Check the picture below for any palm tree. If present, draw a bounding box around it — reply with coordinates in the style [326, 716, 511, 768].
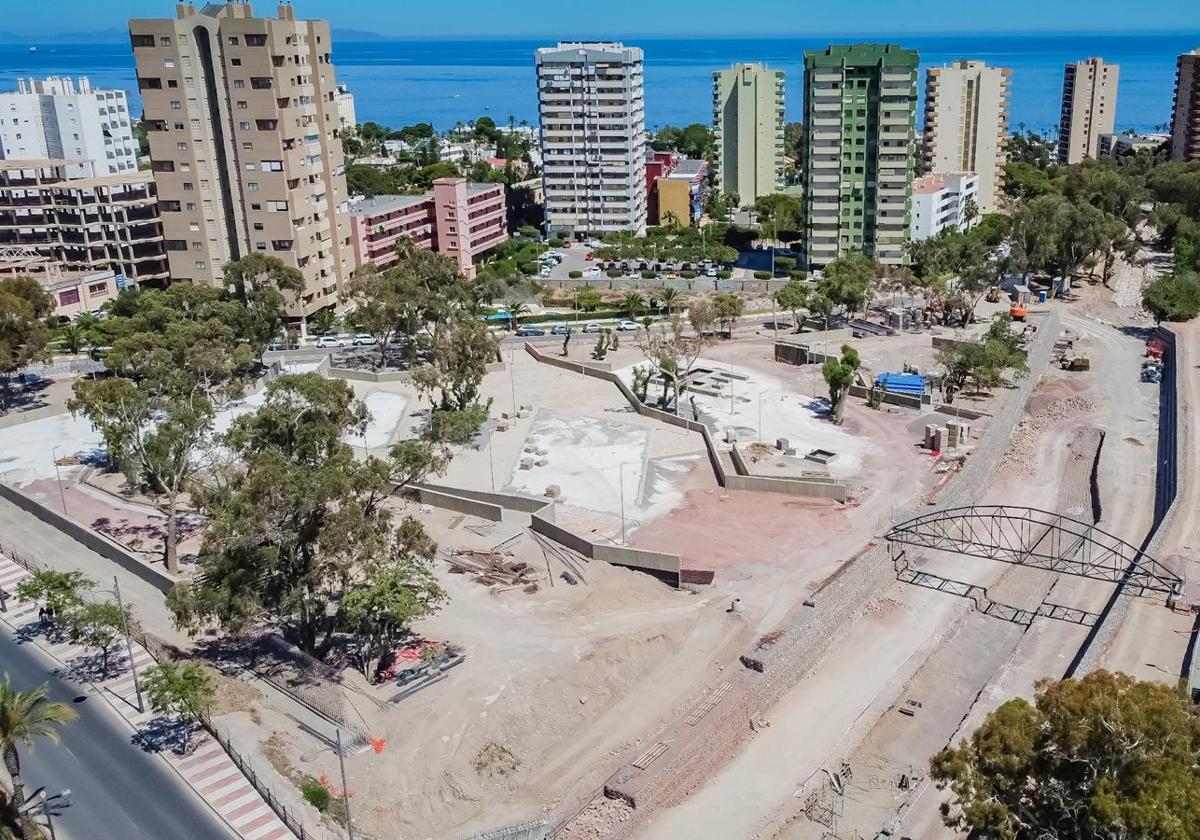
[0, 679, 76, 839]
[657, 287, 681, 315]
[503, 299, 529, 330]
[59, 324, 84, 355]
[308, 309, 337, 336]
[620, 291, 646, 317]
[963, 197, 979, 227]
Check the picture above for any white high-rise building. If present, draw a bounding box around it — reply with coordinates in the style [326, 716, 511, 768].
[923, 60, 1010, 214]
[333, 83, 357, 132]
[536, 41, 647, 239]
[0, 77, 137, 177]
[910, 172, 980, 241]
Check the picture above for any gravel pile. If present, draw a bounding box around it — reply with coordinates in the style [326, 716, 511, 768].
[1000, 395, 1096, 478]
[555, 797, 634, 840]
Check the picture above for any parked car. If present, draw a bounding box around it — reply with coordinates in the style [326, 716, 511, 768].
[268, 337, 287, 351]
[585, 252, 595, 261]
[561, 241, 573, 248]
[516, 325, 547, 337]
[316, 336, 344, 348]
[705, 267, 717, 277]
[352, 334, 378, 346]
[582, 322, 602, 333]
[551, 324, 571, 335]
[616, 320, 640, 331]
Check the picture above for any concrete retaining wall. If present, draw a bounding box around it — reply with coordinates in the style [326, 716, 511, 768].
[0, 482, 176, 593]
[0, 404, 66, 429]
[417, 483, 548, 514]
[416, 487, 504, 521]
[724, 474, 848, 501]
[846, 383, 928, 409]
[461, 819, 549, 840]
[528, 511, 595, 560]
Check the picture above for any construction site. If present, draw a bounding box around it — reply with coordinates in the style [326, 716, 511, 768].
[1, 255, 1197, 840]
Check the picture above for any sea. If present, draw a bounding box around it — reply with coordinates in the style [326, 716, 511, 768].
[1, 33, 1197, 135]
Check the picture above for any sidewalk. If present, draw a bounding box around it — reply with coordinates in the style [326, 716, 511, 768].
[0, 555, 295, 840]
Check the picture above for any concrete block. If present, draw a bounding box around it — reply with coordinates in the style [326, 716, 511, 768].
[776, 438, 790, 452]
[495, 420, 510, 432]
[535, 457, 550, 467]
[519, 457, 534, 470]
[544, 484, 561, 498]
[932, 428, 945, 452]
[725, 429, 738, 444]
[517, 409, 531, 419]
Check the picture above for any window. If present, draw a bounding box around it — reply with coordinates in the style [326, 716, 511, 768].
[186, 201, 197, 211]
[170, 100, 181, 110]
[266, 200, 288, 212]
[88, 282, 109, 296]
[160, 200, 181, 212]
[261, 160, 283, 172]
[130, 34, 155, 48]
[233, 79, 245, 89]
[255, 242, 267, 250]
[255, 119, 278, 131]
[192, 242, 203, 251]
[231, 58, 242, 67]
[151, 160, 175, 172]
[246, 34, 267, 47]
[227, 36, 239, 45]
[236, 101, 248, 110]
[247, 182, 259, 191]
[138, 77, 163, 90]
[250, 78, 272, 90]
[173, 121, 184, 130]
[250, 203, 262, 211]
[189, 222, 200, 231]
[253, 222, 264, 230]
[159, 36, 172, 47]
[183, 182, 194, 191]
[167, 80, 178, 89]
[245, 162, 257, 171]
[242, 142, 253, 150]
[176, 141, 188, 151]
[195, 260, 207, 270]
[165, 240, 187, 252]
[59, 289, 81, 306]
[164, 58, 175, 68]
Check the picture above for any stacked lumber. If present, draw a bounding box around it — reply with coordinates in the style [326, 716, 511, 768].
[447, 548, 540, 590]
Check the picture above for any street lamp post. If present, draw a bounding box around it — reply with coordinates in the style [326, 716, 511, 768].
[50, 446, 67, 515]
[336, 730, 356, 840]
[618, 465, 626, 546]
[113, 576, 144, 713]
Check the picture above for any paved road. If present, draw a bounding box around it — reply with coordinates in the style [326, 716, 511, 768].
[0, 624, 237, 840]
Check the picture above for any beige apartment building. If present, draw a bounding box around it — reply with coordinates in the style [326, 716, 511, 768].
[712, 63, 785, 207]
[1170, 49, 1200, 162]
[922, 60, 1010, 214]
[129, 1, 355, 317]
[1057, 57, 1119, 164]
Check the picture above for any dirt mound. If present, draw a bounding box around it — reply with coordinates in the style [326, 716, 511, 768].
[1000, 395, 1096, 478]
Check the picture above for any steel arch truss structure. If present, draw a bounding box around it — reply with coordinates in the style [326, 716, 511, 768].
[885, 505, 1182, 600]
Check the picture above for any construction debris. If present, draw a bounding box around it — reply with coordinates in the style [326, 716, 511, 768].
[446, 548, 541, 589]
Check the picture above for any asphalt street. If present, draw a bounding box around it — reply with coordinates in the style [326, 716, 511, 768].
[0, 624, 237, 840]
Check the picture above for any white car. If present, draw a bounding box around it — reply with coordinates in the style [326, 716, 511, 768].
[705, 267, 718, 277]
[352, 333, 378, 346]
[582, 322, 602, 333]
[316, 336, 344, 348]
[616, 320, 640, 331]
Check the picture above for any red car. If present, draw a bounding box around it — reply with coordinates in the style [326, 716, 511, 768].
[585, 253, 594, 261]
[562, 241, 572, 248]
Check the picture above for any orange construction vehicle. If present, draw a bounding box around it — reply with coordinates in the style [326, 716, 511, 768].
[1010, 287, 1030, 321]
[1146, 338, 1166, 360]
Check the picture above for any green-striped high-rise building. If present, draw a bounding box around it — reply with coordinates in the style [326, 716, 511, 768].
[802, 44, 919, 269]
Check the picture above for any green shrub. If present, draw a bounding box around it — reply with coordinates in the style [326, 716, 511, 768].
[789, 270, 808, 281]
[517, 225, 541, 239]
[548, 238, 565, 247]
[717, 270, 733, 279]
[301, 779, 331, 812]
[681, 269, 697, 278]
[640, 270, 656, 280]
[774, 256, 797, 272]
[518, 262, 538, 275]
[606, 269, 622, 278]
[753, 271, 772, 280]
[568, 270, 583, 279]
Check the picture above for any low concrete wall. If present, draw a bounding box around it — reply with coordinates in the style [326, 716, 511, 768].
[326, 366, 413, 383]
[417, 482, 548, 514]
[461, 820, 549, 840]
[529, 511, 595, 560]
[775, 327, 853, 347]
[846, 383, 928, 409]
[724, 474, 848, 501]
[0, 482, 176, 593]
[0, 404, 66, 429]
[594, 544, 682, 582]
[416, 487, 504, 522]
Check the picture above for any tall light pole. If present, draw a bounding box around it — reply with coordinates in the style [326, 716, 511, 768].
[336, 730, 356, 840]
[618, 465, 627, 546]
[113, 576, 144, 713]
[50, 446, 68, 515]
[508, 347, 518, 414]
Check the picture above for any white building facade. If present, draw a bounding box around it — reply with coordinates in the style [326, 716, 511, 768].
[910, 172, 979, 241]
[536, 41, 647, 239]
[0, 77, 137, 177]
[333, 83, 356, 132]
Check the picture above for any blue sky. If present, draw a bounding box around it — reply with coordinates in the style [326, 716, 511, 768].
[5, 0, 1196, 38]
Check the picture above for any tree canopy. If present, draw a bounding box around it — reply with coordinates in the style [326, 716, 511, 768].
[932, 670, 1200, 840]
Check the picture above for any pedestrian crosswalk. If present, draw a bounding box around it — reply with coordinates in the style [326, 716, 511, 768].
[0, 556, 294, 840]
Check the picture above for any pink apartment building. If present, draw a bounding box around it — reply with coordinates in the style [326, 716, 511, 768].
[348, 177, 507, 278]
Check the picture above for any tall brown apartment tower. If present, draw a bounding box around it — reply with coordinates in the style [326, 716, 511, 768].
[129, 2, 355, 317]
[1170, 49, 1200, 162]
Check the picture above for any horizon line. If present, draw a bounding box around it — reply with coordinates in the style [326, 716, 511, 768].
[4, 28, 1200, 43]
